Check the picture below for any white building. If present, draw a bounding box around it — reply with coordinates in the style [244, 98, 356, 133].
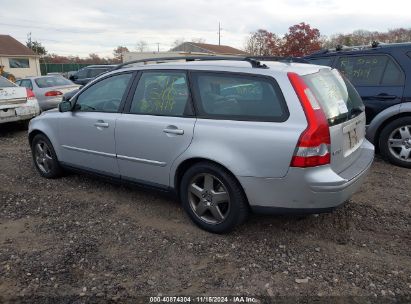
[0, 35, 41, 79]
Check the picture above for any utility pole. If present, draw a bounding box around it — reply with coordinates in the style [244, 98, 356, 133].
[27, 32, 32, 48]
[156, 43, 160, 52]
[218, 22, 222, 45]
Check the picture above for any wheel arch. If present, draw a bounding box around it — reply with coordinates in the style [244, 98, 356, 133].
[173, 157, 250, 205]
[373, 112, 411, 151]
[28, 129, 48, 146]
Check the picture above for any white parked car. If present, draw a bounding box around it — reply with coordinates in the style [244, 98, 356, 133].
[0, 76, 40, 124]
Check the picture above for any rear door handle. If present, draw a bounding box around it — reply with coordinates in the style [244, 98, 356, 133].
[94, 121, 109, 128]
[370, 94, 397, 100]
[163, 127, 184, 135]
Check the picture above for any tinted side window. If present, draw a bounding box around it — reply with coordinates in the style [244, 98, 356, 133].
[381, 60, 405, 85]
[336, 55, 388, 86]
[191, 72, 288, 122]
[307, 57, 334, 67]
[130, 71, 190, 116]
[89, 68, 108, 78]
[76, 69, 88, 78]
[75, 73, 132, 112]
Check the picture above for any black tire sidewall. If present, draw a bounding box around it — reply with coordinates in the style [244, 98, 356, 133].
[379, 117, 411, 168]
[180, 162, 248, 234]
[31, 134, 62, 178]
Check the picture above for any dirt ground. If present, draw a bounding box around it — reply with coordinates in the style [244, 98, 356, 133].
[0, 123, 410, 303]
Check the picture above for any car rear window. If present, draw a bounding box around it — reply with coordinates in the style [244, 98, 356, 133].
[35, 76, 73, 88]
[0, 76, 16, 87]
[302, 69, 365, 126]
[191, 72, 288, 122]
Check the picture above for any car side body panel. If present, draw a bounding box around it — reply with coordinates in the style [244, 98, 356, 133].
[29, 111, 61, 155]
[366, 102, 411, 144]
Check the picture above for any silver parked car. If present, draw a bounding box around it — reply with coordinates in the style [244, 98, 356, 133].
[28, 57, 374, 233]
[16, 76, 80, 111]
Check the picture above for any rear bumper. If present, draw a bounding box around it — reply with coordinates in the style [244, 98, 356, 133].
[38, 97, 62, 111]
[0, 102, 40, 123]
[238, 139, 374, 214]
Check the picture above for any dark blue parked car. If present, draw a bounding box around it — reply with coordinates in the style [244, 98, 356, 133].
[305, 42, 411, 168]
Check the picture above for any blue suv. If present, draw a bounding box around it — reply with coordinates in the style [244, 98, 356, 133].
[305, 42, 411, 168]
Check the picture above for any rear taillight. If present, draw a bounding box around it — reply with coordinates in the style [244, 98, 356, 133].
[26, 88, 35, 100]
[45, 90, 63, 97]
[288, 72, 331, 168]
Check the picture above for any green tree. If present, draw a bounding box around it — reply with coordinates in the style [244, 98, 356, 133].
[26, 40, 47, 55]
[113, 46, 129, 63]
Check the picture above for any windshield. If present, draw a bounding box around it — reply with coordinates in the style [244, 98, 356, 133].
[35, 76, 73, 88]
[302, 69, 364, 126]
[0, 76, 16, 88]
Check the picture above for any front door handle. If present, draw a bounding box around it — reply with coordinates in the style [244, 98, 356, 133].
[94, 121, 109, 128]
[163, 126, 184, 135]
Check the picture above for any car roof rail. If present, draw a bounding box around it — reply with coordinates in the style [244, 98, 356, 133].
[247, 56, 310, 63]
[319, 41, 384, 54]
[113, 56, 268, 70]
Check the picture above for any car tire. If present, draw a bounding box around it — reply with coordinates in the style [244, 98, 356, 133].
[31, 134, 64, 178]
[379, 117, 411, 168]
[180, 162, 249, 234]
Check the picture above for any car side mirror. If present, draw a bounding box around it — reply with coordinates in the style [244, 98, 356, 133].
[69, 75, 77, 81]
[59, 101, 72, 112]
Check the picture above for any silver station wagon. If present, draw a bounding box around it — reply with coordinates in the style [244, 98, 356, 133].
[28, 56, 374, 233]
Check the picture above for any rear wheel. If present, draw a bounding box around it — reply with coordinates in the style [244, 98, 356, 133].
[379, 117, 411, 168]
[31, 134, 63, 178]
[180, 162, 249, 233]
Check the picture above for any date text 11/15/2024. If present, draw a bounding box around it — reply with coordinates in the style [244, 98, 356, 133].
[149, 296, 258, 303]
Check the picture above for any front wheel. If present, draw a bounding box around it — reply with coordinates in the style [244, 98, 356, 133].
[379, 117, 411, 168]
[180, 162, 249, 233]
[31, 134, 64, 178]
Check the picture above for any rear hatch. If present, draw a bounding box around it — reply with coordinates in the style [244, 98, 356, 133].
[0, 77, 28, 108]
[302, 69, 366, 173]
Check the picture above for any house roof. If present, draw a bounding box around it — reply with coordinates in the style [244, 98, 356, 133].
[0, 35, 37, 56]
[172, 42, 248, 55]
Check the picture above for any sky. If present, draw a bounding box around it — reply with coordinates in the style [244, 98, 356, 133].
[1, 0, 410, 57]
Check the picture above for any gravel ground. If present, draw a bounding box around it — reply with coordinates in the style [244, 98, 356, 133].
[0, 123, 410, 303]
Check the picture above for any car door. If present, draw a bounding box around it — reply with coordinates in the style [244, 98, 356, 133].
[115, 70, 196, 187]
[58, 72, 134, 176]
[335, 54, 405, 124]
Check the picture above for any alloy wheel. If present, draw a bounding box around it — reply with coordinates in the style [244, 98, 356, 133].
[34, 140, 54, 174]
[188, 173, 231, 225]
[388, 125, 411, 163]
